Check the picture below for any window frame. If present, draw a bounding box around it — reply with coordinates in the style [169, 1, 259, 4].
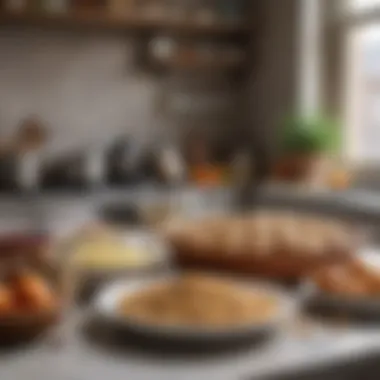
[327, 0, 380, 177]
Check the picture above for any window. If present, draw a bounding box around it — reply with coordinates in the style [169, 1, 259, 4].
[349, 0, 380, 11]
[344, 0, 380, 163]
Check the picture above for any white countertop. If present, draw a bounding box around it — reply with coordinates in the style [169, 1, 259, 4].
[2, 308, 380, 380]
[1, 188, 380, 379]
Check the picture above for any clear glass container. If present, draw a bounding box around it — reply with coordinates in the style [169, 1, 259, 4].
[4, 0, 26, 12]
[44, 0, 69, 14]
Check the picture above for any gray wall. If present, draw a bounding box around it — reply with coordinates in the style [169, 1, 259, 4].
[249, 0, 299, 159]
[0, 28, 159, 153]
[0, 3, 300, 155]
[0, 28, 242, 154]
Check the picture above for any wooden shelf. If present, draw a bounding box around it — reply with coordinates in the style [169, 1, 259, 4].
[0, 11, 249, 35]
[156, 55, 245, 71]
[157, 19, 249, 35]
[0, 11, 154, 31]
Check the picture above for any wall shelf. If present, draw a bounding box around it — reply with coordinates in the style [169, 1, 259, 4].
[155, 55, 245, 71]
[0, 11, 249, 35]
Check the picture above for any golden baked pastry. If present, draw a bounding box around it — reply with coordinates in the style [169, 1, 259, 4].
[162, 212, 356, 280]
[120, 274, 278, 328]
[312, 259, 380, 297]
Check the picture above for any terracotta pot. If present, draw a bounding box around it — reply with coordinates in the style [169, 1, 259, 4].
[274, 153, 324, 182]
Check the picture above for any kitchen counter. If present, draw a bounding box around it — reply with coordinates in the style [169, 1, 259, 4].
[2, 303, 380, 380]
[1, 185, 380, 233]
[2, 188, 380, 379]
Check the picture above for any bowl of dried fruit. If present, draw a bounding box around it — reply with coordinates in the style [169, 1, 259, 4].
[0, 231, 71, 343]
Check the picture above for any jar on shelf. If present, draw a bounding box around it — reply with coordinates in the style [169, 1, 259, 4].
[166, 0, 188, 21]
[44, 0, 69, 13]
[71, 0, 107, 11]
[149, 36, 177, 62]
[219, 0, 246, 22]
[141, 0, 166, 20]
[194, 2, 218, 24]
[85, 143, 107, 187]
[14, 117, 48, 191]
[108, 0, 135, 16]
[24, 0, 47, 13]
[4, 0, 26, 12]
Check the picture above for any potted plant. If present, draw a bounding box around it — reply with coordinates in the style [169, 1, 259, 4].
[274, 115, 340, 183]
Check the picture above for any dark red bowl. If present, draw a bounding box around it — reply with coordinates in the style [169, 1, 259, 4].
[0, 231, 50, 257]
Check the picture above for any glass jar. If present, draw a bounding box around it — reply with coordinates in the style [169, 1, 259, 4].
[219, 0, 246, 22]
[44, 0, 69, 13]
[4, 0, 26, 12]
[108, 0, 135, 15]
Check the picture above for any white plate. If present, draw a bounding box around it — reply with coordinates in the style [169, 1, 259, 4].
[91, 275, 297, 343]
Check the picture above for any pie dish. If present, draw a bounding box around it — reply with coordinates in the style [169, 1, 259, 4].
[304, 251, 380, 316]
[93, 274, 296, 343]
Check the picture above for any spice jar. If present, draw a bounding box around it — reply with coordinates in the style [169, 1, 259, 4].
[4, 0, 26, 12]
[71, 0, 107, 11]
[44, 0, 69, 13]
[14, 117, 48, 191]
[108, 0, 135, 15]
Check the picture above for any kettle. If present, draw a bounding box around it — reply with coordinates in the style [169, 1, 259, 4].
[106, 136, 144, 186]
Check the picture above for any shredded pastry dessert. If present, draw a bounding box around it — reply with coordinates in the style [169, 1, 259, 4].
[120, 274, 278, 328]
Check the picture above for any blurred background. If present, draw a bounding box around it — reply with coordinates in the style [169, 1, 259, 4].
[0, 0, 343, 196]
[2, 1, 380, 380]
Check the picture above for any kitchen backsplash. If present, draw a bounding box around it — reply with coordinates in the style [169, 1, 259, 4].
[0, 28, 166, 153]
[0, 27, 240, 155]
[0, 28, 151, 150]
[0, 0, 298, 158]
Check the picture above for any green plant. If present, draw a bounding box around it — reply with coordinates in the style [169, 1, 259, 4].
[280, 115, 340, 154]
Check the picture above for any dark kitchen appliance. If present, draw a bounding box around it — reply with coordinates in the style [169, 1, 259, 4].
[40, 151, 89, 191]
[99, 202, 142, 226]
[0, 151, 19, 191]
[106, 137, 144, 186]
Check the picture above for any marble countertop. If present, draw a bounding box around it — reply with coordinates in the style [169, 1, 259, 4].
[0, 185, 378, 231]
[2, 188, 380, 379]
[2, 304, 380, 380]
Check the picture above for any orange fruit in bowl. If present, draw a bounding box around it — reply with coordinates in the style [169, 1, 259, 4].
[12, 273, 56, 312]
[0, 284, 14, 315]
